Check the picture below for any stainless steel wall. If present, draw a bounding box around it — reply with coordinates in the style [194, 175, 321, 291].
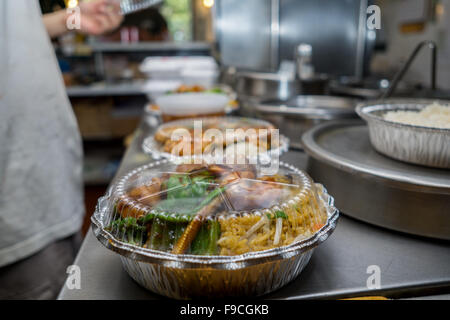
[215, 0, 368, 77]
[214, 0, 274, 71]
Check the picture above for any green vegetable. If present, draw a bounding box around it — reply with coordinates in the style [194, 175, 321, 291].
[152, 182, 224, 222]
[154, 198, 202, 219]
[166, 175, 186, 199]
[193, 187, 225, 212]
[109, 217, 146, 246]
[148, 218, 164, 250]
[143, 212, 155, 224]
[189, 224, 209, 255]
[166, 174, 214, 201]
[109, 174, 225, 253]
[267, 210, 288, 220]
[189, 220, 221, 255]
[160, 221, 174, 251]
[206, 220, 221, 255]
[205, 88, 224, 94]
[174, 223, 187, 242]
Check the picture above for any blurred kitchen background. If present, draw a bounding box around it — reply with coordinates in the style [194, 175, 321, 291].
[39, 0, 450, 234]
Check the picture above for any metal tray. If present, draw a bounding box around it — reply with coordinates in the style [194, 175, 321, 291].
[302, 120, 450, 240]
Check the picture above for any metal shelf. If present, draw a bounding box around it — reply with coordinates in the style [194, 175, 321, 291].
[88, 41, 211, 53]
[66, 82, 147, 97]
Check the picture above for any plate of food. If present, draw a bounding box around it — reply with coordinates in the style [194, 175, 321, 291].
[142, 116, 289, 163]
[145, 84, 238, 122]
[357, 99, 450, 168]
[91, 160, 339, 298]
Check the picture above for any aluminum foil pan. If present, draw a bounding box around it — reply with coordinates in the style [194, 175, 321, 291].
[356, 99, 450, 168]
[91, 161, 339, 299]
[142, 116, 290, 164]
[142, 134, 290, 165]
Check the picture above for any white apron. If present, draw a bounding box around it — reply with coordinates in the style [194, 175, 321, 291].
[0, 0, 84, 267]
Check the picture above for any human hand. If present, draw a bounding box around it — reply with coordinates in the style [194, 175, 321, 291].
[78, 0, 123, 35]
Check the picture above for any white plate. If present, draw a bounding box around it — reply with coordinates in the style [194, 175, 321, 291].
[155, 92, 229, 116]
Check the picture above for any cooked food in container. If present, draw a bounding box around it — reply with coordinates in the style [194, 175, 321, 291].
[142, 116, 289, 162]
[108, 162, 326, 255]
[166, 84, 227, 95]
[152, 85, 238, 122]
[383, 102, 450, 129]
[357, 99, 450, 168]
[145, 84, 238, 119]
[91, 160, 338, 298]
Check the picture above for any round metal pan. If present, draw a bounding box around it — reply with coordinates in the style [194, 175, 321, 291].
[356, 99, 450, 169]
[329, 78, 413, 99]
[301, 120, 450, 240]
[244, 95, 359, 149]
[91, 161, 339, 299]
[236, 72, 299, 102]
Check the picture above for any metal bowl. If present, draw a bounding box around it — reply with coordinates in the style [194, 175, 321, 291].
[91, 161, 339, 299]
[244, 95, 359, 149]
[236, 72, 299, 102]
[256, 95, 358, 119]
[356, 99, 450, 169]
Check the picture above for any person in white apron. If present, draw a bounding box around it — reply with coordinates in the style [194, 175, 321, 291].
[0, 0, 122, 299]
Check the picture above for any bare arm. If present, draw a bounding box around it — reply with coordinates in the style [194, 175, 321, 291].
[42, 10, 68, 38]
[42, 0, 123, 39]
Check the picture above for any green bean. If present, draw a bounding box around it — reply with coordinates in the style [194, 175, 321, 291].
[189, 220, 221, 255]
[108, 216, 146, 245]
[126, 229, 136, 245]
[134, 225, 147, 246]
[189, 224, 209, 255]
[111, 218, 126, 234]
[143, 212, 154, 224]
[159, 221, 172, 251]
[171, 187, 225, 255]
[111, 177, 225, 251]
[174, 223, 187, 242]
[148, 218, 164, 250]
[206, 220, 221, 255]
[124, 217, 137, 227]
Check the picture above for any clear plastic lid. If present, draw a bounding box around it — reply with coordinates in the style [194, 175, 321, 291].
[105, 161, 328, 256]
[154, 117, 275, 144]
[144, 117, 289, 162]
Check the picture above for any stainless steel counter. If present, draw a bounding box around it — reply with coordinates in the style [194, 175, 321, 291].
[58, 117, 450, 300]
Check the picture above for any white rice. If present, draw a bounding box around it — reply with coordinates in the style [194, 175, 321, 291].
[383, 102, 450, 129]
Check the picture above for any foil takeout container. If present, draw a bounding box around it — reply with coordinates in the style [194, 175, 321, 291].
[91, 160, 338, 298]
[142, 116, 289, 164]
[357, 99, 450, 168]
